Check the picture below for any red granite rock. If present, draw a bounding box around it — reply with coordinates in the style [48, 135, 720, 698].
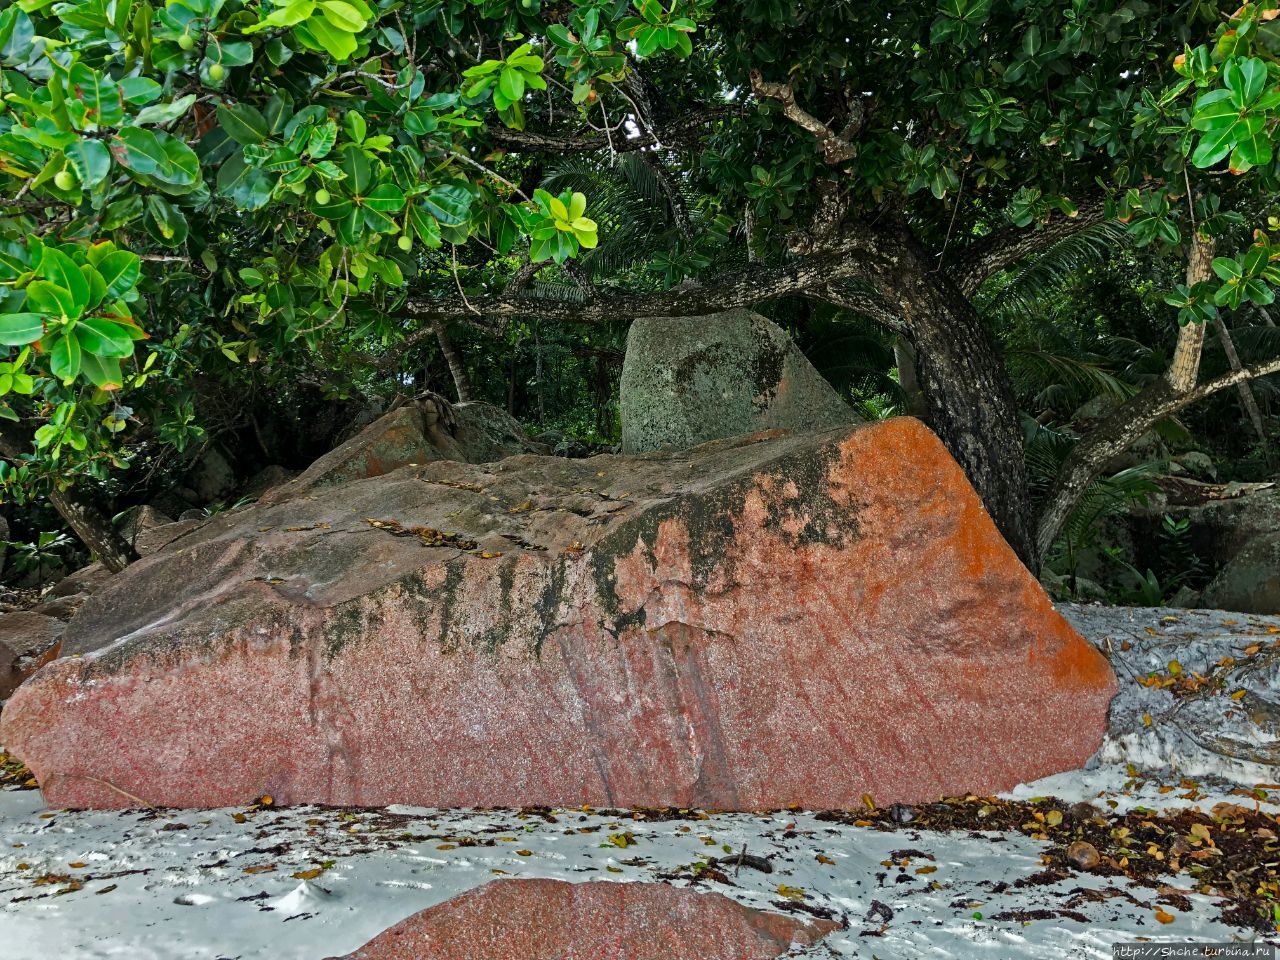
[324, 879, 839, 960]
[1, 418, 1116, 809]
[0, 611, 63, 702]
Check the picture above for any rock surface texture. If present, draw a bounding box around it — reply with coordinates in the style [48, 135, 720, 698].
[620, 309, 857, 454]
[0, 611, 64, 702]
[325, 879, 838, 960]
[1202, 531, 1280, 614]
[2, 418, 1116, 809]
[264, 398, 545, 502]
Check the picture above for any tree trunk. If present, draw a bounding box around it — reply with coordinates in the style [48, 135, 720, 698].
[46, 487, 137, 574]
[1166, 237, 1214, 392]
[1212, 314, 1270, 454]
[881, 242, 1036, 569]
[434, 323, 473, 403]
[1034, 233, 1216, 562]
[0, 423, 138, 574]
[893, 337, 929, 418]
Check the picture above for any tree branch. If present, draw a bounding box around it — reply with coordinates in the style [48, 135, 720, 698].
[487, 107, 735, 155]
[949, 193, 1111, 297]
[636, 149, 693, 241]
[403, 239, 887, 327]
[806, 283, 903, 330]
[1034, 350, 1280, 561]
[749, 70, 861, 165]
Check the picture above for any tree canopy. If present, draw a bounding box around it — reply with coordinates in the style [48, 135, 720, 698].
[2, 0, 1280, 572]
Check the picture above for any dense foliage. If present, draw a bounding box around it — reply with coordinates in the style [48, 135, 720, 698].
[1, 0, 1279, 577]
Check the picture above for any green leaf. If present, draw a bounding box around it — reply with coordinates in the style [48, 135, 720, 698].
[118, 76, 162, 105]
[1224, 56, 1268, 108]
[49, 331, 82, 381]
[301, 13, 359, 61]
[421, 184, 471, 226]
[134, 94, 197, 126]
[0, 313, 44, 345]
[498, 67, 525, 102]
[1191, 124, 1236, 168]
[110, 126, 167, 177]
[338, 144, 373, 194]
[217, 154, 276, 210]
[150, 132, 201, 188]
[217, 103, 271, 145]
[1212, 257, 1243, 282]
[26, 280, 78, 319]
[65, 138, 112, 189]
[306, 121, 337, 159]
[408, 204, 443, 247]
[144, 195, 189, 246]
[318, 0, 366, 31]
[1190, 88, 1237, 131]
[79, 352, 123, 390]
[75, 317, 136, 358]
[364, 183, 405, 212]
[39, 248, 90, 309]
[95, 251, 142, 301]
[344, 110, 367, 145]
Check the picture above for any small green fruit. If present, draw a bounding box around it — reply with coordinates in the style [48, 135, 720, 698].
[314, 189, 331, 205]
[54, 170, 75, 191]
[208, 63, 226, 82]
[178, 33, 195, 51]
[397, 235, 413, 252]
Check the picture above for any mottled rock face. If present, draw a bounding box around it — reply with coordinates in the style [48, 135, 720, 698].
[620, 309, 857, 454]
[2, 419, 1116, 810]
[265, 400, 545, 503]
[325, 879, 838, 960]
[0, 611, 63, 702]
[1202, 532, 1280, 614]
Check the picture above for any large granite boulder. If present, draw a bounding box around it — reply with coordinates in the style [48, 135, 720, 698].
[326, 879, 838, 960]
[1, 418, 1115, 809]
[620, 309, 857, 453]
[1201, 532, 1280, 614]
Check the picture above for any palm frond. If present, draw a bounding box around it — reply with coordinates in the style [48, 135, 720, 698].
[1006, 346, 1137, 414]
[978, 222, 1129, 320]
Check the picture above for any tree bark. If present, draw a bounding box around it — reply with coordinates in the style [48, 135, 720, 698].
[433, 322, 473, 403]
[0, 423, 138, 574]
[1166, 235, 1214, 392]
[876, 231, 1036, 568]
[45, 487, 137, 574]
[1211, 315, 1270, 453]
[893, 337, 929, 418]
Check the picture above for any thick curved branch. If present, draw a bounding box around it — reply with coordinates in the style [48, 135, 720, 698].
[949, 193, 1110, 297]
[806, 284, 903, 330]
[749, 70, 861, 165]
[403, 240, 887, 327]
